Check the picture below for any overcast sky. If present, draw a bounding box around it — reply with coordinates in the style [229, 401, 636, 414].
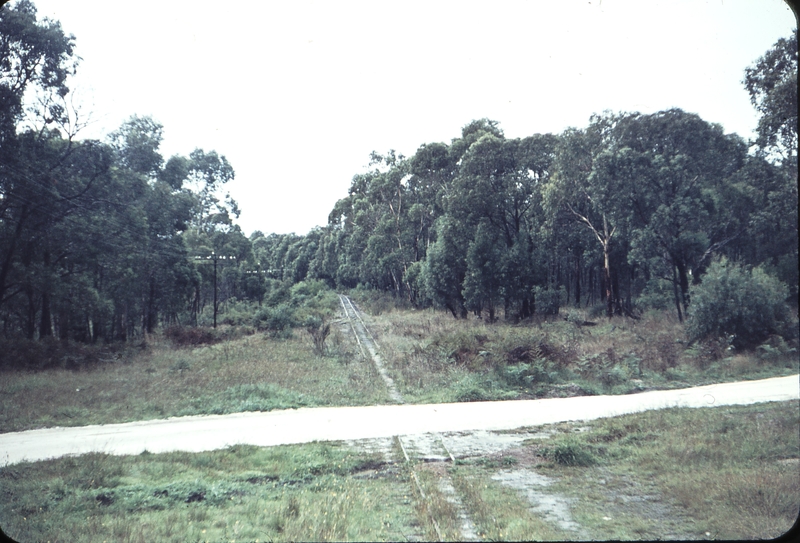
[26, 0, 798, 236]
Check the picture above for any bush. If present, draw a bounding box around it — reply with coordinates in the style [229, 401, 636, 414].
[253, 303, 295, 337]
[218, 299, 260, 326]
[0, 337, 117, 370]
[542, 439, 598, 466]
[346, 287, 410, 315]
[534, 285, 565, 316]
[636, 277, 675, 310]
[163, 325, 253, 346]
[500, 359, 561, 387]
[686, 258, 797, 350]
[304, 315, 331, 356]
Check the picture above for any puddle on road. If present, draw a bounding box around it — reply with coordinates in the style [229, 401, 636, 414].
[492, 469, 588, 537]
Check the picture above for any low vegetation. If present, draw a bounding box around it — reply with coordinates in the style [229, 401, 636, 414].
[2, 401, 796, 541]
[0, 442, 421, 543]
[534, 400, 800, 540]
[0, 323, 389, 433]
[1, 290, 796, 433]
[363, 300, 798, 404]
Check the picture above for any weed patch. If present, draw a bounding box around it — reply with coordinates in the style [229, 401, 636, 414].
[0, 442, 418, 543]
[540, 401, 800, 540]
[541, 440, 600, 467]
[365, 303, 798, 404]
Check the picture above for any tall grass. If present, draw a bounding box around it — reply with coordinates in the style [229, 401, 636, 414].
[0, 442, 420, 543]
[0, 327, 388, 432]
[365, 305, 798, 403]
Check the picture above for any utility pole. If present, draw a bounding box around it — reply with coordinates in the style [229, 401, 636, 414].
[195, 251, 237, 328]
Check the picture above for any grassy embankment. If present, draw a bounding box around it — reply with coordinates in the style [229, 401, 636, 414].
[1, 291, 796, 432]
[0, 293, 797, 541]
[357, 292, 798, 404]
[1, 401, 796, 541]
[0, 322, 388, 433]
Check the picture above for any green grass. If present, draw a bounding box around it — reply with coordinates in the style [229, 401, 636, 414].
[422, 400, 799, 541]
[0, 325, 389, 432]
[0, 442, 421, 543]
[448, 467, 572, 540]
[1, 300, 798, 540]
[531, 400, 800, 540]
[363, 305, 798, 404]
[1, 402, 797, 541]
[1, 303, 796, 432]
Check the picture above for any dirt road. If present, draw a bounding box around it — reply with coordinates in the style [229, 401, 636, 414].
[1, 374, 797, 466]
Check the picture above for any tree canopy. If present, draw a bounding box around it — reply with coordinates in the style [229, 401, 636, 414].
[1, 2, 796, 346]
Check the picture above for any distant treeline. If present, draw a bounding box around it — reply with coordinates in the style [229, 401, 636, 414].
[1, 1, 796, 342]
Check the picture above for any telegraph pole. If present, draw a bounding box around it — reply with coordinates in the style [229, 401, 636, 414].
[195, 251, 236, 328]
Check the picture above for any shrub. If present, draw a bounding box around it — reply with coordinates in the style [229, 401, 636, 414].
[636, 277, 675, 310]
[304, 315, 331, 356]
[164, 326, 222, 346]
[500, 359, 560, 387]
[534, 285, 565, 316]
[686, 258, 797, 350]
[542, 439, 598, 466]
[218, 299, 260, 326]
[253, 303, 295, 337]
[346, 287, 410, 315]
[601, 364, 630, 387]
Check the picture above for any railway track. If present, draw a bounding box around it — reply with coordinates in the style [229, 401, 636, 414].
[338, 294, 403, 404]
[338, 294, 480, 540]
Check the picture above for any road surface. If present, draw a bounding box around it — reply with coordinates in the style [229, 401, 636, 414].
[1, 374, 797, 466]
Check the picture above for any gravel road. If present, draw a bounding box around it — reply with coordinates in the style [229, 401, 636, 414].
[1, 374, 797, 466]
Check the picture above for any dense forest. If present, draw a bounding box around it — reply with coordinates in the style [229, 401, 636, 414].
[1, 0, 797, 344]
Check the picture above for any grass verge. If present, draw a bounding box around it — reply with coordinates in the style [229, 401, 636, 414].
[0, 442, 420, 543]
[0, 402, 797, 541]
[0, 326, 388, 432]
[362, 305, 798, 404]
[529, 400, 800, 540]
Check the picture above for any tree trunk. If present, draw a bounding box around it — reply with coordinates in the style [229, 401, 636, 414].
[146, 277, 157, 334]
[604, 242, 613, 318]
[675, 260, 691, 316]
[40, 291, 52, 337]
[25, 285, 36, 340]
[672, 265, 684, 323]
[59, 307, 70, 340]
[40, 249, 52, 337]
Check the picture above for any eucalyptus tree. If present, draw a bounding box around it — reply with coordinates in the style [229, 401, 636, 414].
[0, 0, 78, 330]
[462, 219, 504, 320]
[307, 225, 341, 287]
[742, 31, 798, 300]
[545, 114, 631, 318]
[600, 110, 748, 320]
[744, 29, 798, 170]
[0, 0, 76, 140]
[421, 215, 469, 318]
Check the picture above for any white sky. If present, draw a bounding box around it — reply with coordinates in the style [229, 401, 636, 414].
[25, 0, 798, 236]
